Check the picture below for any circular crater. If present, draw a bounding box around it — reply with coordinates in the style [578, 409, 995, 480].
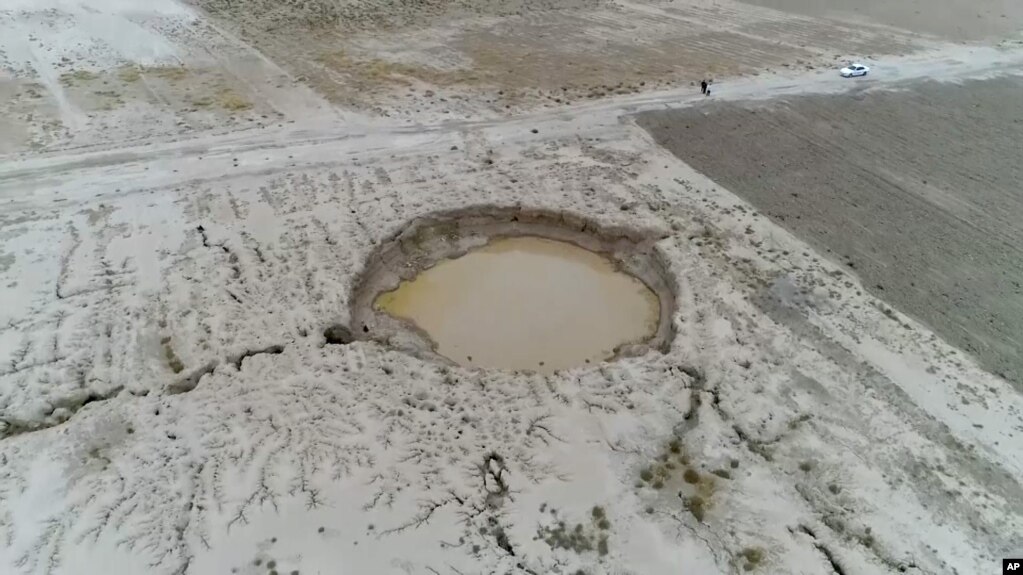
[350, 207, 676, 372]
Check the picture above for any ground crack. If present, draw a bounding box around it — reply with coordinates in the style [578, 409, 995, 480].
[230, 345, 284, 370]
[197, 225, 243, 282]
[792, 524, 847, 575]
[682, 366, 805, 462]
[1, 385, 125, 439]
[168, 344, 286, 395]
[793, 486, 920, 573]
[168, 361, 218, 395]
[196, 225, 211, 248]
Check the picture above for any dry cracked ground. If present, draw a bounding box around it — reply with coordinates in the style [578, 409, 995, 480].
[1, 0, 1023, 574]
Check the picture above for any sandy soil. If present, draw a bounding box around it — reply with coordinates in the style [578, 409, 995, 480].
[2, 0, 1023, 573]
[636, 77, 1023, 387]
[187, 0, 929, 121]
[0, 0, 347, 155]
[3, 61, 1023, 573]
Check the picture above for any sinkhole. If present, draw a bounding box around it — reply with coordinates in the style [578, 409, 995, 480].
[350, 208, 676, 373]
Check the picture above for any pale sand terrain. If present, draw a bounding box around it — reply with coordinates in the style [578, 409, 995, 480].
[1, 0, 1022, 574]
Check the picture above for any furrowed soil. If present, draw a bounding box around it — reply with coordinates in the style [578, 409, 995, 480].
[637, 76, 1023, 387]
[737, 0, 1023, 41]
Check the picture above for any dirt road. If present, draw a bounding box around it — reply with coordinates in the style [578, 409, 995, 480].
[4, 44, 1021, 204]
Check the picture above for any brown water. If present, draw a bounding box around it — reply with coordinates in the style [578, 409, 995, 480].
[375, 237, 660, 372]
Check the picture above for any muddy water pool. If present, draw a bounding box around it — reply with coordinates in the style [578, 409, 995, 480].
[375, 236, 660, 372]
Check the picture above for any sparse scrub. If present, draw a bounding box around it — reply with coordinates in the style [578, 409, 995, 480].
[787, 413, 812, 430]
[637, 440, 690, 489]
[740, 547, 765, 570]
[117, 66, 141, 83]
[537, 504, 613, 558]
[59, 70, 98, 86]
[634, 438, 721, 524]
[161, 336, 185, 373]
[684, 495, 706, 522]
[219, 89, 253, 111]
[147, 66, 188, 82]
[189, 95, 215, 108]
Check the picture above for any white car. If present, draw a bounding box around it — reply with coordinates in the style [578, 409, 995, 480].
[840, 64, 870, 77]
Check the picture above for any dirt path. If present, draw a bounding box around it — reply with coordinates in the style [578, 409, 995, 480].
[3, 44, 1022, 207]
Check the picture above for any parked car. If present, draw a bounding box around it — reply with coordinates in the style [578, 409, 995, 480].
[840, 64, 870, 77]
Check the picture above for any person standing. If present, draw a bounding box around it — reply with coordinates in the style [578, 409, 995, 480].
[700, 80, 708, 94]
